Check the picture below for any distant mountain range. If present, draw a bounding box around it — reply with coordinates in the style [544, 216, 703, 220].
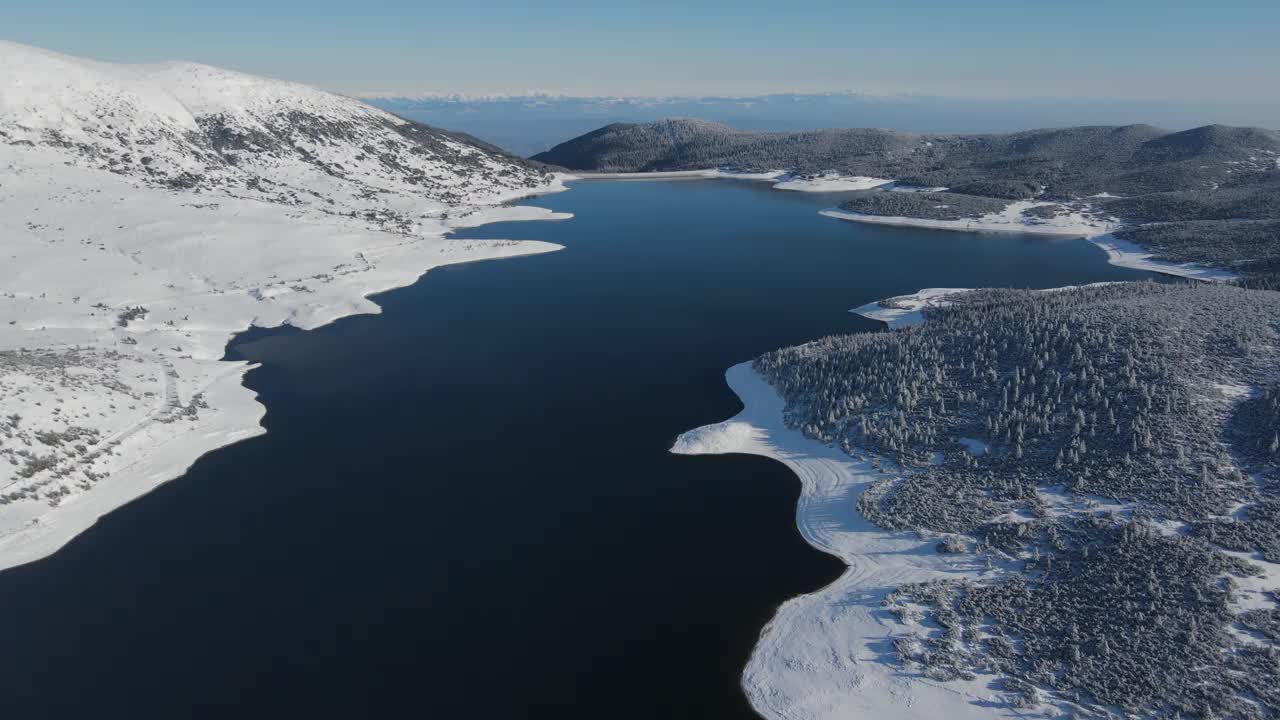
[366, 93, 1280, 158]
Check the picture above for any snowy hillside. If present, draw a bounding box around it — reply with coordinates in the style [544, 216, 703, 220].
[0, 41, 552, 214]
[0, 42, 568, 569]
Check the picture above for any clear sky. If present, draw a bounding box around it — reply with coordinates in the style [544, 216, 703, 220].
[7, 0, 1278, 100]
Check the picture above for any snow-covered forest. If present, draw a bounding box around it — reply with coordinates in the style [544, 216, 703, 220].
[755, 282, 1280, 717]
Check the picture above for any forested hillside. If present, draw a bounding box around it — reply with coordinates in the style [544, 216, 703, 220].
[755, 282, 1280, 717]
[540, 119, 1280, 283]
[536, 119, 1277, 196]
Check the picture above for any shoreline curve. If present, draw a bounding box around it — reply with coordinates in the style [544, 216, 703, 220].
[0, 185, 572, 574]
[672, 362, 1023, 720]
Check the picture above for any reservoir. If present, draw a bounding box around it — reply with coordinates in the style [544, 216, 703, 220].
[0, 179, 1154, 718]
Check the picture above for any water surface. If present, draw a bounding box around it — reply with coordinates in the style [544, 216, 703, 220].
[0, 179, 1153, 718]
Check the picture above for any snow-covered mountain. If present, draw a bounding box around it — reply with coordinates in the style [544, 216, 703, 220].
[0, 41, 552, 216]
[0, 42, 568, 569]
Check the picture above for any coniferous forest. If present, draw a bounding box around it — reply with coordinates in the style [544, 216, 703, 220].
[756, 282, 1280, 717]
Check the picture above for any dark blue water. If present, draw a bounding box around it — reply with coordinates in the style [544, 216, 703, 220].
[0, 180, 1153, 719]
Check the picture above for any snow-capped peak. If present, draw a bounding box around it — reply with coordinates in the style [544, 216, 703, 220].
[0, 40, 550, 213]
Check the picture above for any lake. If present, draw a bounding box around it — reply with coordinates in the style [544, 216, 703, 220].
[0, 179, 1154, 718]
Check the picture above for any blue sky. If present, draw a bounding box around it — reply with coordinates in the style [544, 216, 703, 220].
[8, 0, 1278, 100]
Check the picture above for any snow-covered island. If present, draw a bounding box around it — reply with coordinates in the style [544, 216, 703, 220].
[678, 282, 1280, 719]
[0, 41, 571, 570]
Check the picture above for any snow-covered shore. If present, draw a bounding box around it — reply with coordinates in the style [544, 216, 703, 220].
[850, 288, 973, 328]
[0, 170, 570, 572]
[771, 173, 893, 193]
[572, 169, 892, 193]
[672, 363, 1022, 720]
[1087, 233, 1238, 282]
[0, 41, 579, 571]
[572, 169, 785, 182]
[823, 199, 1116, 238]
[820, 205, 1239, 282]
